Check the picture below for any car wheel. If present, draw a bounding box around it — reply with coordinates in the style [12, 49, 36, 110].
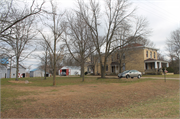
[137, 75, 141, 79]
[126, 75, 130, 79]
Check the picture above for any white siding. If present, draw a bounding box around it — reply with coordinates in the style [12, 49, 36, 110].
[59, 66, 81, 76]
[0, 65, 7, 78]
[70, 69, 81, 75]
[7, 67, 26, 78]
[30, 69, 47, 77]
[34, 70, 44, 77]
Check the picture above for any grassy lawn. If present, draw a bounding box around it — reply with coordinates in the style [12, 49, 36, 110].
[100, 91, 179, 118]
[1, 76, 179, 118]
[1, 76, 153, 87]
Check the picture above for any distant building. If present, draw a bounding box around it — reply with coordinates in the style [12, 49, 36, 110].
[30, 68, 50, 77]
[0, 57, 9, 79]
[87, 43, 169, 75]
[7, 65, 26, 78]
[59, 66, 81, 76]
[0, 65, 7, 79]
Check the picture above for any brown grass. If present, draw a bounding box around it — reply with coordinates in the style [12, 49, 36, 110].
[1, 80, 179, 118]
[8, 80, 32, 84]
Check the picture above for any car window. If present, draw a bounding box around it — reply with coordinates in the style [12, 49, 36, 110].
[130, 70, 134, 73]
[123, 70, 130, 73]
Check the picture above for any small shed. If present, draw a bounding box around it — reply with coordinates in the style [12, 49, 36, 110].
[30, 68, 50, 77]
[7, 64, 26, 78]
[0, 65, 7, 79]
[59, 66, 81, 76]
[0, 57, 9, 79]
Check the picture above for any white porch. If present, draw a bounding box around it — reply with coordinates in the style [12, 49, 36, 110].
[144, 59, 169, 74]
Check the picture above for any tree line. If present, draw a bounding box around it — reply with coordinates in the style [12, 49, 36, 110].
[0, 0, 179, 86]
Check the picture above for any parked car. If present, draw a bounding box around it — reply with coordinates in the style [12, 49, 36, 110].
[61, 72, 66, 76]
[118, 70, 142, 79]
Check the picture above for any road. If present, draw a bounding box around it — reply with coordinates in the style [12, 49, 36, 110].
[141, 77, 180, 80]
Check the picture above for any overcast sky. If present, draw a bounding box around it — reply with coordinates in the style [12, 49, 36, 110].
[22, 0, 180, 70]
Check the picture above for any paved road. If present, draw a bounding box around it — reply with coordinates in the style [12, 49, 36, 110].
[86, 75, 180, 80]
[59, 75, 180, 80]
[141, 77, 180, 80]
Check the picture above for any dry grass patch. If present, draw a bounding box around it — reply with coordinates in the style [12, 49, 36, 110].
[1, 79, 179, 118]
[8, 80, 32, 84]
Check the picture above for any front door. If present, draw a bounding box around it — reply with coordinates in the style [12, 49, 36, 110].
[112, 66, 114, 73]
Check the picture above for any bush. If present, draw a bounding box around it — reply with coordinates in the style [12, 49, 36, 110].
[166, 67, 174, 73]
[84, 72, 88, 75]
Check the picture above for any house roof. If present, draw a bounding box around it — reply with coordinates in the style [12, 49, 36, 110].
[9, 64, 26, 69]
[0, 58, 9, 65]
[61, 66, 81, 70]
[121, 43, 144, 49]
[30, 68, 49, 74]
[30, 68, 39, 72]
[111, 62, 120, 66]
[144, 58, 168, 63]
[119, 43, 158, 51]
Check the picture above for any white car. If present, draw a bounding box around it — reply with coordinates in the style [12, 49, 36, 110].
[118, 70, 142, 79]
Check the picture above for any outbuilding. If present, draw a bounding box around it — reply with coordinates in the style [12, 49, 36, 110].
[0, 65, 7, 79]
[7, 64, 26, 78]
[30, 68, 50, 77]
[0, 57, 9, 79]
[59, 66, 81, 76]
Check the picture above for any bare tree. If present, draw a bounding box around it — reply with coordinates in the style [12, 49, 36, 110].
[35, 37, 50, 79]
[62, 55, 80, 66]
[1, 8, 37, 80]
[166, 28, 180, 73]
[166, 28, 180, 60]
[157, 51, 165, 61]
[0, 0, 45, 35]
[39, 0, 65, 86]
[63, 11, 95, 81]
[76, 0, 150, 78]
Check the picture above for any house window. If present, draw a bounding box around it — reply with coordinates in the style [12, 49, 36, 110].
[123, 53, 125, 59]
[123, 63, 125, 71]
[13, 74, 15, 76]
[146, 51, 148, 57]
[117, 54, 119, 59]
[150, 51, 152, 58]
[154, 52, 156, 58]
[106, 65, 108, 71]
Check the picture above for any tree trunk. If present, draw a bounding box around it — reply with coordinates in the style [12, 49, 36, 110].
[80, 67, 82, 77]
[82, 62, 84, 82]
[15, 57, 19, 81]
[101, 63, 105, 78]
[44, 50, 47, 80]
[10, 58, 12, 78]
[118, 59, 122, 73]
[53, 46, 56, 86]
[53, 12, 56, 86]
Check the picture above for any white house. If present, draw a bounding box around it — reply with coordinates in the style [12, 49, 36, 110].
[59, 66, 81, 76]
[0, 65, 7, 79]
[30, 68, 50, 77]
[7, 65, 26, 78]
[0, 57, 9, 79]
